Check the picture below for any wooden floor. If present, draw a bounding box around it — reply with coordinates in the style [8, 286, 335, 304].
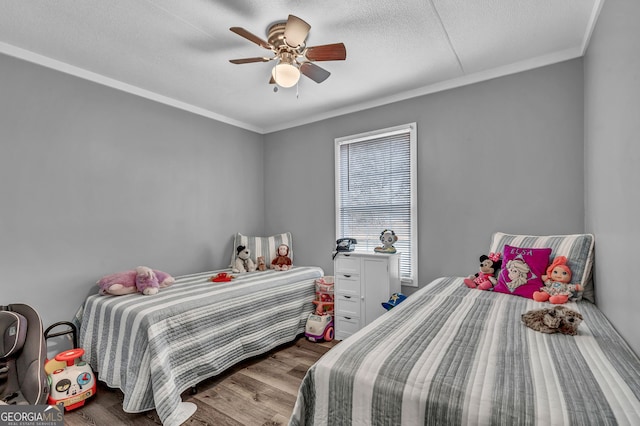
[63, 337, 338, 426]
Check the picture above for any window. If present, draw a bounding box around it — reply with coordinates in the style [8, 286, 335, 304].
[335, 123, 417, 286]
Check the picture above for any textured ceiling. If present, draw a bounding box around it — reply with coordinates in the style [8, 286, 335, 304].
[0, 0, 601, 134]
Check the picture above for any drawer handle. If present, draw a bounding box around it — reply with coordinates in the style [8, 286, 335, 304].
[343, 274, 351, 278]
[344, 316, 352, 320]
[343, 295, 351, 299]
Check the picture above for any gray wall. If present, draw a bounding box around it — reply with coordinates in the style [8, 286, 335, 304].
[265, 59, 585, 290]
[584, 0, 640, 355]
[0, 54, 264, 330]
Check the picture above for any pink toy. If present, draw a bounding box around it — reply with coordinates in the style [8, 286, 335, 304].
[97, 266, 175, 296]
[464, 252, 502, 291]
[533, 256, 582, 304]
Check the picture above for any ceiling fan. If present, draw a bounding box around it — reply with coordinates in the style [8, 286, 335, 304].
[229, 15, 346, 88]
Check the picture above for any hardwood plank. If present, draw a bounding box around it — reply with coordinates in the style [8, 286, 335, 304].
[287, 363, 311, 380]
[196, 385, 277, 425]
[239, 358, 305, 396]
[271, 344, 328, 368]
[222, 372, 298, 417]
[182, 395, 243, 426]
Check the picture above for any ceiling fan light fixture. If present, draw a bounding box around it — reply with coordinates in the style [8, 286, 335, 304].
[272, 62, 300, 88]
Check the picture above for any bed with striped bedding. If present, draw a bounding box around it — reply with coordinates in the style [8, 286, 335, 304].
[290, 276, 640, 426]
[78, 266, 323, 426]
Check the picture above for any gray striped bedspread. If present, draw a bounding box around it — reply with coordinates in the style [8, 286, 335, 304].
[290, 276, 640, 426]
[78, 266, 323, 426]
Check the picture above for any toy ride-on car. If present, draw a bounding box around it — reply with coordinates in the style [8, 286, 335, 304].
[305, 313, 334, 342]
[45, 321, 96, 411]
[47, 348, 96, 410]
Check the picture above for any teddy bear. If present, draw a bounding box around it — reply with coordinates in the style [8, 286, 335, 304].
[374, 229, 398, 253]
[97, 266, 175, 296]
[533, 256, 582, 304]
[521, 305, 583, 335]
[271, 244, 292, 270]
[256, 256, 267, 271]
[464, 252, 502, 290]
[232, 245, 256, 273]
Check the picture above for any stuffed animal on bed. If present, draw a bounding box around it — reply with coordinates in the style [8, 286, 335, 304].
[271, 244, 292, 270]
[521, 305, 583, 335]
[256, 256, 267, 271]
[232, 245, 256, 273]
[533, 256, 582, 304]
[97, 266, 175, 296]
[464, 252, 502, 290]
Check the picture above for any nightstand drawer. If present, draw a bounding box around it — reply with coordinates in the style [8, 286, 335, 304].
[335, 294, 361, 317]
[334, 274, 359, 296]
[335, 315, 360, 340]
[335, 255, 361, 274]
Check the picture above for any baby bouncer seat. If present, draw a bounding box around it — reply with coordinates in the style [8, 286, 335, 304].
[0, 304, 49, 405]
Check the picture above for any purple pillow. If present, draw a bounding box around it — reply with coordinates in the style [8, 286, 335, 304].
[494, 245, 552, 299]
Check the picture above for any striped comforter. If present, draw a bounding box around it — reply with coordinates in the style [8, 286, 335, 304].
[78, 266, 323, 426]
[290, 276, 640, 426]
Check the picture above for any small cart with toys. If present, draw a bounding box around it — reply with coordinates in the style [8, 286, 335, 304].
[305, 276, 335, 342]
[312, 276, 334, 315]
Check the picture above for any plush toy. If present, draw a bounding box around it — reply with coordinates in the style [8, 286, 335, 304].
[97, 266, 175, 296]
[464, 252, 502, 290]
[256, 256, 267, 271]
[232, 245, 256, 273]
[521, 305, 583, 335]
[211, 272, 234, 282]
[271, 244, 292, 271]
[533, 256, 582, 304]
[374, 229, 398, 253]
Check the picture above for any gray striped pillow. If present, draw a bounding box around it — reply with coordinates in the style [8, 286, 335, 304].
[231, 232, 293, 269]
[489, 232, 595, 302]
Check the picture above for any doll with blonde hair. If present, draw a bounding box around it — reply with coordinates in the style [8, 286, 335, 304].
[533, 256, 582, 304]
[505, 258, 531, 291]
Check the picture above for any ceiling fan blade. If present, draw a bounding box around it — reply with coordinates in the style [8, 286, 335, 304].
[229, 27, 272, 50]
[306, 43, 347, 61]
[284, 15, 310, 48]
[300, 62, 331, 83]
[229, 57, 272, 64]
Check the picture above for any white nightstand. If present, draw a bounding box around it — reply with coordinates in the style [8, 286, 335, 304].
[333, 251, 401, 340]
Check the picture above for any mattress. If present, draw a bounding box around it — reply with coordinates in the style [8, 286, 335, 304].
[290, 276, 640, 426]
[78, 266, 323, 426]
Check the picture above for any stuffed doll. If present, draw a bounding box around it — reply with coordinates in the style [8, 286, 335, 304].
[97, 266, 175, 296]
[533, 256, 582, 304]
[271, 244, 292, 270]
[374, 229, 398, 253]
[464, 252, 502, 290]
[256, 256, 267, 271]
[232, 245, 256, 273]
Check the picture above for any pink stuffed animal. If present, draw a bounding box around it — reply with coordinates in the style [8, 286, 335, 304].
[97, 266, 175, 296]
[464, 253, 502, 291]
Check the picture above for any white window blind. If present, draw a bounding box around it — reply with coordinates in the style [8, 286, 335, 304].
[335, 123, 417, 286]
